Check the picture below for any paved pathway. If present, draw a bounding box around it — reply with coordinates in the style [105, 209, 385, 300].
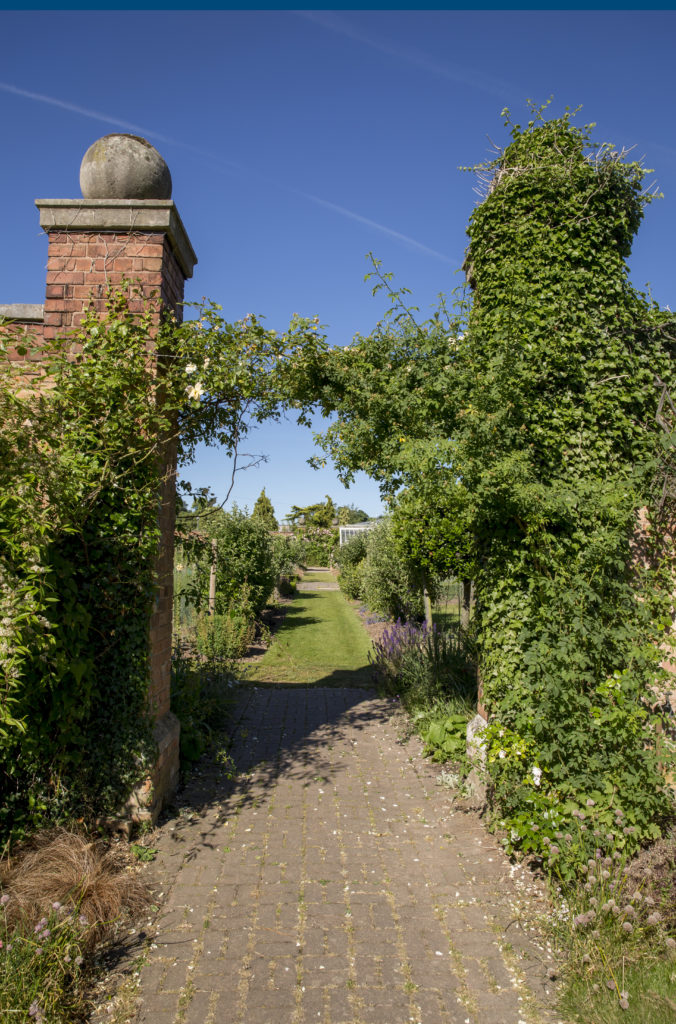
[135, 688, 557, 1024]
[296, 582, 340, 591]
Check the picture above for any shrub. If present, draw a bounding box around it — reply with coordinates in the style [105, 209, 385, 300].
[361, 519, 423, 621]
[271, 535, 299, 579]
[204, 506, 276, 618]
[338, 561, 365, 600]
[371, 619, 476, 708]
[171, 639, 237, 764]
[335, 533, 367, 568]
[195, 580, 257, 662]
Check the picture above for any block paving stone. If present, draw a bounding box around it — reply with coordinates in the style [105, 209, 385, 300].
[132, 687, 558, 1023]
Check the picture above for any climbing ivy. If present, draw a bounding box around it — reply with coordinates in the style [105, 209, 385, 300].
[307, 103, 676, 873]
[0, 290, 325, 839]
[457, 104, 676, 867]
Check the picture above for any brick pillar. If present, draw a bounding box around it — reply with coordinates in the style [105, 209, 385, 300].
[31, 197, 197, 821]
[0, 134, 199, 823]
[35, 200, 195, 334]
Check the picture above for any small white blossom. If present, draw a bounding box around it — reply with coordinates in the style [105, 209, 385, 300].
[185, 363, 197, 374]
[186, 382, 204, 401]
[498, 749, 506, 759]
[532, 766, 542, 787]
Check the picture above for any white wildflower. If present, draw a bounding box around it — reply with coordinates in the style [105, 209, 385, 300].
[532, 766, 542, 787]
[186, 382, 204, 401]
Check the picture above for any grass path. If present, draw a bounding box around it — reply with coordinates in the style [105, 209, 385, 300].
[244, 571, 374, 687]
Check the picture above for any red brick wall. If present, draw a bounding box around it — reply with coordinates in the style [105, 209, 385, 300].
[3, 225, 187, 732]
[43, 230, 185, 338]
[0, 320, 47, 365]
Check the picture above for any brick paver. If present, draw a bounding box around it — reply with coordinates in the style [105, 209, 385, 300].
[134, 688, 557, 1024]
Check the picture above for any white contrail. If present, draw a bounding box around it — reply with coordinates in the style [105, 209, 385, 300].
[0, 79, 451, 262]
[298, 11, 519, 102]
[0, 81, 177, 145]
[296, 190, 452, 263]
[0, 81, 242, 169]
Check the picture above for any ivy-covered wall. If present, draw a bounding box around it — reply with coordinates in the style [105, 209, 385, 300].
[460, 106, 676, 870]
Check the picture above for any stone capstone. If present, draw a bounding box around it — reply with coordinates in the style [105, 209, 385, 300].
[80, 134, 172, 200]
[0, 303, 44, 323]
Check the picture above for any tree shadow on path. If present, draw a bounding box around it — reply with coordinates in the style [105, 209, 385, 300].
[159, 684, 396, 865]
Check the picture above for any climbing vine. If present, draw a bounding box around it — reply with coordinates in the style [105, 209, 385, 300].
[0, 290, 325, 839]
[307, 103, 676, 873]
[459, 103, 676, 869]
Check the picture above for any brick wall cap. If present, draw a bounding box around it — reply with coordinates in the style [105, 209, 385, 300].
[0, 303, 45, 323]
[35, 199, 197, 279]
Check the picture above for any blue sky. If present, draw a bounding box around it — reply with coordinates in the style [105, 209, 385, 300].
[2, 10, 676, 522]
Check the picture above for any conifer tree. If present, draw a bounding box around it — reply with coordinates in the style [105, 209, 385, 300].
[252, 488, 278, 531]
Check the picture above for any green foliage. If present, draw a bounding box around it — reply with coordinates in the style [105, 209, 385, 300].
[421, 713, 468, 762]
[283, 527, 337, 568]
[251, 488, 278, 531]
[391, 479, 476, 584]
[0, 297, 167, 835]
[337, 561, 365, 601]
[0, 288, 325, 841]
[300, 528, 338, 567]
[0, 897, 89, 1023]
[308, 103, 676, 876]
[286, 495, 337, 529]
[195, 505, 276, 618]
[335, 534, 367, 600]
[335, 533, 367, 568]
[195, 604, 256, 662]
[459, 103, 676, 867]
[306, 264, 464, 499]
[171, 641, 236, 765]
[337, 504, 369, 524]
[361, 519, 423, 621]
[270, 534, 300, 580]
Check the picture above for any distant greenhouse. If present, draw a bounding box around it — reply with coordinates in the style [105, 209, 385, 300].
[338, 520, 381, 546]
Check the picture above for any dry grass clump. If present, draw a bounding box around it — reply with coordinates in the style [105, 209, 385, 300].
[0, 829, 149, 951]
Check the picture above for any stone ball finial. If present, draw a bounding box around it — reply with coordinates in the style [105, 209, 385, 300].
[80, 134, 172, 200]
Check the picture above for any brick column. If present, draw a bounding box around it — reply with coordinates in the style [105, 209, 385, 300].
[0, 185, 198, 822]
[0, 136, 200, 822]
[35, 200, 195, 334]
[34, 198, 197, 821]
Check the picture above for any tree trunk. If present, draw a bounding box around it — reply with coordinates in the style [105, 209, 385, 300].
[208, 538, 217, 617]
[460, 578, 472, 630]
[423, 586, 433, 630]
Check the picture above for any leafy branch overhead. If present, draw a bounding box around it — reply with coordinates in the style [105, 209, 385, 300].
[0, 291, 326, 839]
